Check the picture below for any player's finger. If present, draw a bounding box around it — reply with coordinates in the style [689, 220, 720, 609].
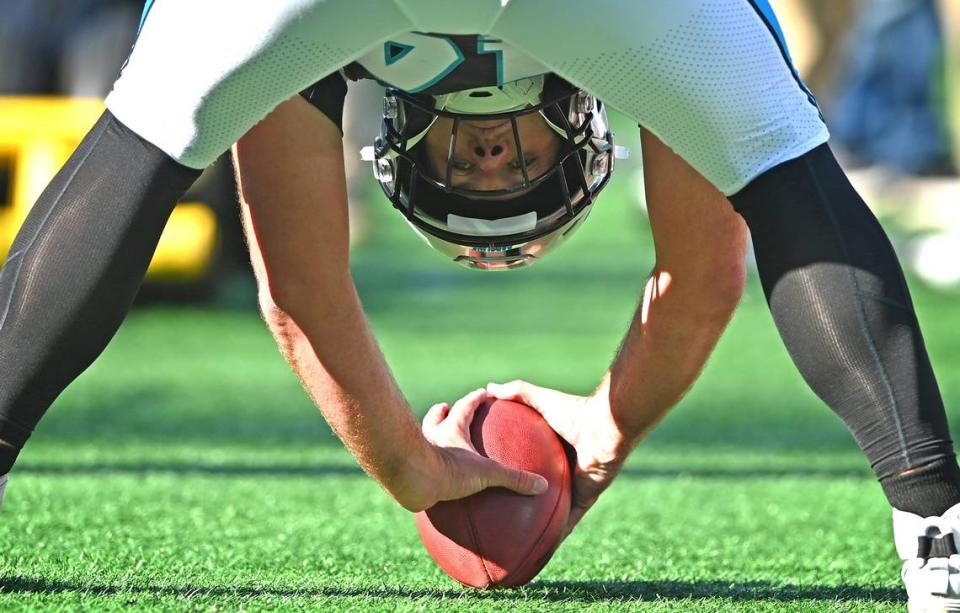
[422, 403, 450, 429]
[486, 380, 580, 442]
[486, 380, 538, 403]
[486, 380, 574, 411]
[482, 459, 548, 496]
[447, 387, 488, 428]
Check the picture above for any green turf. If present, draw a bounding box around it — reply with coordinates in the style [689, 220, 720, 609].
[2, 115, 959, 610]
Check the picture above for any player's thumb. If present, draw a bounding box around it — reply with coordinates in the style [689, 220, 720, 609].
[484, 460, 548, 496]
[422, 403, 449, 430]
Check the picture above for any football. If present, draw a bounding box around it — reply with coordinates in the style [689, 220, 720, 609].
[415, 398, 572, 588]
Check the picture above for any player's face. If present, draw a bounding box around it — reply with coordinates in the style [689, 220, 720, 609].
[422, 114, 561, 192]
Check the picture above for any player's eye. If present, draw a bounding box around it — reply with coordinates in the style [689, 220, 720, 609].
[510, 156, 536, 171]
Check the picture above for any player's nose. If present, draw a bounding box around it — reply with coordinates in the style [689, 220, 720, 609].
[468, 136, 513, 172]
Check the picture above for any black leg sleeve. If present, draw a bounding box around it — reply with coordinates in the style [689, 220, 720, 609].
[0, 111, 201, 471]
[729, 143, 960, 515]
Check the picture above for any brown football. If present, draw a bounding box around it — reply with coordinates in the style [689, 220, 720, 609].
[415, 398, 572, 588]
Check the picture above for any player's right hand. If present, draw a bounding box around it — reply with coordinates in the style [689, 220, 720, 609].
[414, 388, 548, 510]
[486, 380, 628, 537]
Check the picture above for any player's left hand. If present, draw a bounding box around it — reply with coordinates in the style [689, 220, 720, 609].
[419, 387, 549, 508]
[485, 380, 628, 537]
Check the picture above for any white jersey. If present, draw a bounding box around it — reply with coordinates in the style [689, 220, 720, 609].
[106, 0, 828, 195]
[349, 32, 549, 95]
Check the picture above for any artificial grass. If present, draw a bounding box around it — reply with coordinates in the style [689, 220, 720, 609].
[2, 114, 958, 610]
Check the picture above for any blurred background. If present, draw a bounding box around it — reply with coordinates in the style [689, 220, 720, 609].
[1, 0, 958, 302]
[779, 0, 960, 288]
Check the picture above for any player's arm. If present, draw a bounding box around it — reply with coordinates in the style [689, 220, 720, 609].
[233, 95, 546, 511]
[488, 127, 748, 529]
[604, 127, 749, 441]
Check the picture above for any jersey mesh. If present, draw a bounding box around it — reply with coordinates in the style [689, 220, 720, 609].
[526, 0, 828, 194]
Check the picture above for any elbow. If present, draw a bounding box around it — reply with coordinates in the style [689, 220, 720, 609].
[256, 273, 317, 327]
[701, 255, 747, 318]
[257, 283, 288, 324]
[687, 225, 749, 322]
[259, 296, 292, 330]
[254, 266, 353, 325]
[655, 248, 747, 325]
[257, 285, 305, 351]
[696, 260, 747, 327]
[709, 217, 750, 315]
[259, 297, 300, 358]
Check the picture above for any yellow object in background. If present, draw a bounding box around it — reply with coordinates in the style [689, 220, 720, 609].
[0, 97, 217, 282]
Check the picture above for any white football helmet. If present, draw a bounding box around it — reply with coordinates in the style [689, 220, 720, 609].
[362, 75, 628, 270]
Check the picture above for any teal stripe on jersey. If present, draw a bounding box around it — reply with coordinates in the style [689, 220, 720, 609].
[751, 0, 794, 66]
[138, 0, 155, 33]
[746, 0, 820, 115]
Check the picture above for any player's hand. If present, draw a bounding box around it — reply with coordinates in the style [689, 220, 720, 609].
[486, 380, 627, 536]
[418, 388, 548, 509]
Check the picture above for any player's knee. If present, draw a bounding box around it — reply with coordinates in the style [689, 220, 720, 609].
[0, 437, 22, 475]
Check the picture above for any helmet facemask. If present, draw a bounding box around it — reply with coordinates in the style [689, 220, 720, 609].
[362, 76, 627, 270]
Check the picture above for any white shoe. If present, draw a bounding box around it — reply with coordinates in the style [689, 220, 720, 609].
[894, 502, 960, 612]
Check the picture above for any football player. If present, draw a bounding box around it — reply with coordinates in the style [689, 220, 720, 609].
[0, 2, 956, 609]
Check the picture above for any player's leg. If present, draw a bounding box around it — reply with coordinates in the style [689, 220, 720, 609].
[0, 112, 201, 479]
[105, 0, 410, 169]
[729, 142, 959, 510]
[498, 0, 960, 607]
[729, 142, 960, 612]
[0, 0, 410, 498]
